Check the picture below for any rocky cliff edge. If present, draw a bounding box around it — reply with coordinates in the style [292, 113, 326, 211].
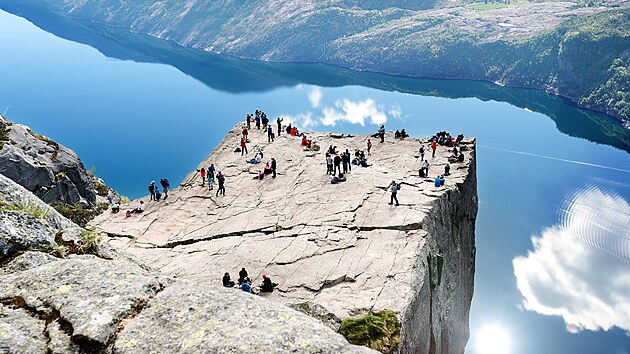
[91, 123, 478, 353]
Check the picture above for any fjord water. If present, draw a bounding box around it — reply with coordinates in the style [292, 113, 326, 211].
[1, 8, 629, 354]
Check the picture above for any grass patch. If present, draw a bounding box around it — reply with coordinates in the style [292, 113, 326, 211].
[339, 310, 401, 353]
[78, 228, 103, 254]
[95, 181, 109, 197]
[53, 227, 104, 257]
[0, 122, 9, 150]
[466, 0, 526, 10]
[1, 200, 50, 220]
[51, 202, 108, 228]
[120, 195, 131, 204]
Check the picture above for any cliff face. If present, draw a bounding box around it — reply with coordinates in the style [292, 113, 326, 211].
[4, 0, 628, 122]
[0, 170, 374, 354]
[91, 123, 478, 353]
[0, 115, 99, 207]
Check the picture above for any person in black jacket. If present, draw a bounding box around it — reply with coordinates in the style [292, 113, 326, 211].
[260, 274, 277, 293]
[216, 171, 226, 197]
[148, 181, 156, 201]
[223, 273, 235, 287]
[238, 268, 248, 285]
[333, 154, 342, 176]
[160, 178, 170, 199]
[271, 158, 277, 179]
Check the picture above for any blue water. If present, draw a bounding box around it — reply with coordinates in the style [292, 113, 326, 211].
[1, 8, 629, 354]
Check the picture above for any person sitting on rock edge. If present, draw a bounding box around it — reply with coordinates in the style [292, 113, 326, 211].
[260, 274, 277, 293]
[127, 201, 145, 216]
[111, 202, 120, 213]
[223, 273, 235, 288]
[238, 268, 248, 285]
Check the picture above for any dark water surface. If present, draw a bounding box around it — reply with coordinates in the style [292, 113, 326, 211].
[1, 5, 629, 354]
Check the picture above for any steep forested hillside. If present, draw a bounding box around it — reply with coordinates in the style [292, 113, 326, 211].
[6, 0, 629, 122]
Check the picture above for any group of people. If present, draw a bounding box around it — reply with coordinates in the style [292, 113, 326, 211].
[148, 178, 171, 202]
[429, 131, 464, 148]
[110, 178, 171, 216]
[223, 267, 278, 294]
[199, 164, 226, 196]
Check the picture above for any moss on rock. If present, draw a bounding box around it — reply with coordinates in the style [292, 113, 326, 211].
[339, 310, 401, 353]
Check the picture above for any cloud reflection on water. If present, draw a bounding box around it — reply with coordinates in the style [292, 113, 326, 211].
[513, 186, 630, 333]
[282, 87, 399, 129]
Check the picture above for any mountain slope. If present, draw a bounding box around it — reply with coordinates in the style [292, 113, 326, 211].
[5, 0, 630, 122]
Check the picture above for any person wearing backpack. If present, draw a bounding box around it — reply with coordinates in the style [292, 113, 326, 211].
[216, 171, 226, 197]
[148, 181, 156, 201]
[388, 180, 400, 206]
[419, 144, 425, 161]
[160, 178, 170, 199]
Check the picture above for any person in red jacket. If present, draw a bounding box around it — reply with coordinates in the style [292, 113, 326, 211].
[241, 137, 248, 156]
[431, 140, 437, 158]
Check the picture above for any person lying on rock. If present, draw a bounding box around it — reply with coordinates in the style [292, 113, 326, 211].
[260, 274, 278, 293]
[223, 273, 235, 288]
[238, 268, 249, 285]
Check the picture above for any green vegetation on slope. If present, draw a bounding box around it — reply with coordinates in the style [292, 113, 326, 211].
[339, 310, 401, 353]
[579, 58, 630, 119]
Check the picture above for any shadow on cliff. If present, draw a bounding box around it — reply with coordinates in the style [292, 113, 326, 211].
[2, 0, 629, 153]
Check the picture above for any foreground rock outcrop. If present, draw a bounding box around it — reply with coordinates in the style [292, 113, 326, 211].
[0, 115, 105, 207]
[92, 124, 478, 352]
[0, 171, 373, 353]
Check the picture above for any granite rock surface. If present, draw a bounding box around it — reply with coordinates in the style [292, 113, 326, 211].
[92, 123, 478, 353]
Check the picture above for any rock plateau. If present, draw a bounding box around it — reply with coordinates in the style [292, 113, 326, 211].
[92, 123, 478, 353]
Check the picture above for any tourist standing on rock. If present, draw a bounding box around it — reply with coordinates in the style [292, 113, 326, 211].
[419, 144, 425, 161]
[345, 149, 352, 173]
[277, 117, 283, 136]
[271, 158, 277, 178]
[378, 125, 385, 143]
[207, 166, 215, 191]
[367, 139, 372, 156]
[389, 180, 400, 206]
[223, 273, 235, 288]
[333, 154, 342, 176]
[216, 171, 225, 197]
[246, 114, 252, 129]
[148, 181, 156, 201]
[431, 140, 437, 158]
[422, 159, 430, 178]
[200, 167, 206, 186]
[242, 126, 249, 141]
[342, 150, 350, 174]
[267, 125, 274, 142]
[255, 114, 261, 130]
[160, 178, 170, 199]
[326, 153, 333, 175]
[262, 114, 269, 129]
[241, 137, 248, 156]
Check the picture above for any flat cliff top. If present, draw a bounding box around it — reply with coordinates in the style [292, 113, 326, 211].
[92, 123, 476, 318]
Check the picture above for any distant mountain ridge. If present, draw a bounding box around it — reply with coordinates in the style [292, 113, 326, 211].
[4, 0, 630, 123]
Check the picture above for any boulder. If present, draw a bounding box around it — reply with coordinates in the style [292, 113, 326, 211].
[0, 115, 97, 206]
[0, 256, 165, 347]
[0, 304, 47, 354]
[0, 211, 57, 262]
[113, 282, 373, 354]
